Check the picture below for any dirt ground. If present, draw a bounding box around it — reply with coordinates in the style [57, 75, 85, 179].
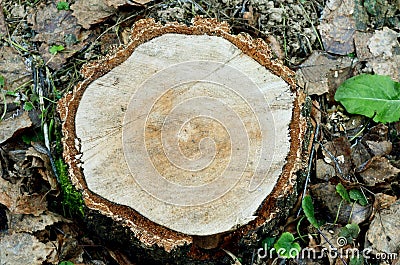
[0, 0, 399, 264]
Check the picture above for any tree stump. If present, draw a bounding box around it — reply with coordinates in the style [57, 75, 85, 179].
[58, 18, 310, 263]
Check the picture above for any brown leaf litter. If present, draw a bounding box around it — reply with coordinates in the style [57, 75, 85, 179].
[0, 46, 31, 90]
[27, 2, 91, 70]
[71, 0, 116, 30]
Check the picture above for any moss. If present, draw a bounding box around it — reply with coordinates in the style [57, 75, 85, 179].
[55, 158, 85, 217]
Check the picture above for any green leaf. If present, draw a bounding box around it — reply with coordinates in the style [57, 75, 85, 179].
[49, 45, 65, 55]
[336, 183, 351, 203]
[349, 189, 368, 206]
[339, 223, 360, 243]
[57, 1, 70, 10]
[350, 255, 364, 265]
[302, 195, 320, 228]
[334, 74, 400, 123]
[23, 101, 34, 111]
[261, 237, 276, 252]
[0, 75, 4, 88]
[274, 232, 301, 259]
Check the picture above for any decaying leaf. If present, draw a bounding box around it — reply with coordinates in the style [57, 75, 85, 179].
[373, 193, 397, 213]
[354, 31, 374, 60]
[266, 35, 284, 61]
[366, 200, 400, 255]
[8, 211, 69, 233]
[0, 232, 57, 265]
[368, 56, 400, 82]
[296, 51, 353, 96]
[0, 111, 33, 144]
[0, 176, 47, 216]
[0, 47, 31, 90]
[363, 123, 389, 142]
[319, 224, 343, 248]
[359, 156, 400, 186]
[28, 2, 81, 45]
[322, 137, 353, 178]
[366, 140, 392, 156]
[351, 141, 371, 169]
[71, 0, 116, 29]
[26, 147, 59, 191]
[318, 0, 356, 55]
[27, 2, 90, 70]
[316, 159, 336, 181]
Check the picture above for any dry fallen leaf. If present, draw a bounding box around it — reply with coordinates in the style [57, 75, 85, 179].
[0, 232, 57, 265]
[359, 156, 400, 186]
[364, 123, 389, 142]
[0, 46, 31, 90]
[0, 111, 32, 144]
[0, 176, 47, 216]
[368, 56, 400, 82]
[322, 137, 353, 178]
[318, 0, 356, 55]
[71, 0, 116, 29]
[26, 147, 59, 192]
[28, 3, 81, 45]
[350, 141, 371, 169]
[27, 2, 90, 70]
[366, 200, 400, 255]
[373, 193, 397, 214]
[296, 51, 353, 96]
[316, 159, 336, 181]
[366, 140, 392, 156]
[8, 211, 69, 233]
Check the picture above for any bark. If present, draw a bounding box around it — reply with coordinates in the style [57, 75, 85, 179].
[58, 17, 311, 263]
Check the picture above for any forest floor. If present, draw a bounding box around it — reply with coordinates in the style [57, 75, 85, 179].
[0, 0, 399, 264]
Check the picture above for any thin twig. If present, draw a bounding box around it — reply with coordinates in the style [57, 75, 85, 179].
[317, 140, 346, 179]
[298, 123, 320, 217]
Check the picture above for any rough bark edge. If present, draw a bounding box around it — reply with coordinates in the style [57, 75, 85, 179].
[57, 17, 306, 257]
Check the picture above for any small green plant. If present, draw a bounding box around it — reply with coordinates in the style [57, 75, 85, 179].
[0, 75, 4, 89]
[49, 45, 65, 55]
[274, 232, 301, 258]
[336, 183, 368, 207]
[57, 1, 70, 10]
[335, 184, 369, 223]
[302, 195, 320, 228]
[23, 101, 34, 111]
[349, 189, 368, 206]
[55, 158, 84, 217]
[336, 183, 351, 203]
[350, 255, 364, 265]
[335, 74, 400, 123]
[261, 237, 276, 253]
[59, 261, 74, 265]
[339, 223, 360, 244]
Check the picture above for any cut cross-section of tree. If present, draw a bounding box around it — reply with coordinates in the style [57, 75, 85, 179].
[58, 18, 310, 263]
